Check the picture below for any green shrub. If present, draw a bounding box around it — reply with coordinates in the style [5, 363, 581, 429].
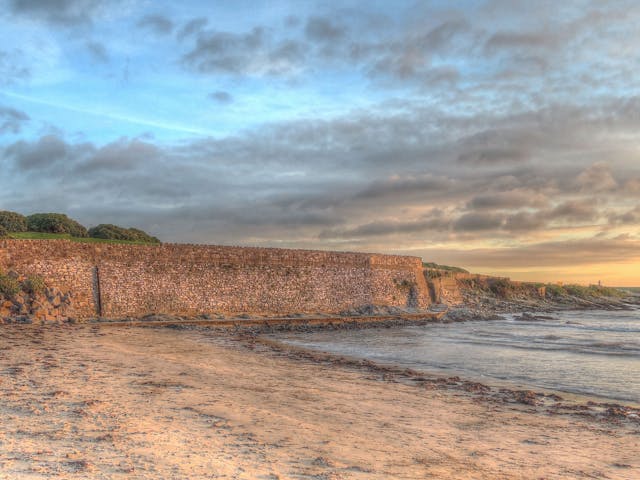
[88, 224, 160, 244]
[598, 286, 624, 298]
[26, 213, 88, 237]
[0, 225, 8, 238]
[0, 211, 27, 232]
[127, 227, 160, 244]
[422, 262, 469, 273]
[564, 284, 591, 298]
[22, 275, 46, 295]
[0, 273, 20, 297]
[545, 284, 566, 297]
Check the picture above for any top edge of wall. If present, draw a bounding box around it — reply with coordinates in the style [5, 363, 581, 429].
[0, 238, 423, 263]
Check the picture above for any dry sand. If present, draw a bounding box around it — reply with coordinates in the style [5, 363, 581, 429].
[0, 324, 638, 479]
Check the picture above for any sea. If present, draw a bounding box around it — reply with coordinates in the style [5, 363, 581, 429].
[277, 309, 640, 405]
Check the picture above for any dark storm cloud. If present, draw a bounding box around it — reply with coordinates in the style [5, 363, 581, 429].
[0, 105, 29, 133]
[8, 0, 105, 26]
[137, 14, 174, 36]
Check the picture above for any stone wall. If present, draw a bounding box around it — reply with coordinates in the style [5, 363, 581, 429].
[0, 240, 430, 319]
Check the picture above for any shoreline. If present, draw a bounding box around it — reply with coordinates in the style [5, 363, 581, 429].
[4, 291, 638, 328]
[245, 329, 640, 420]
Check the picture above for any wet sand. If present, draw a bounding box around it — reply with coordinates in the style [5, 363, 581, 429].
[0, 325, 638, 479]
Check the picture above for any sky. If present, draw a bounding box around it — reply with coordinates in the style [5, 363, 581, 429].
[1, 0, 640, 286]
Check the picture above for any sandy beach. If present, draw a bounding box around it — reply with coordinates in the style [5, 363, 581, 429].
[1, 324, 638, 479]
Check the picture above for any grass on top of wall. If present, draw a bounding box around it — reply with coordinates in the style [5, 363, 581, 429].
[8, 232, 160, 245]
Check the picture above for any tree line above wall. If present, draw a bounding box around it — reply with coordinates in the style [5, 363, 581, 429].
[0, 211, 160, 245]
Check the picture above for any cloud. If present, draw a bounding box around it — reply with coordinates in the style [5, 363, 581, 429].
[7, 87, 640, 244]
[0, 49, 30, 85]
[484, 31, 561, 56]
[365, 19, 472, 83]
[624, 178, 640, 194]
[75, 138, 160, 173]
[549, 199, 598, 222]
[177, 17, 208, 41]
[419, 235, 640, 269]
[170, 2, 640, 97]
[8, 0, 106, 26]
[467, 191, 547, 210]
[209, 91, 232, 104]
[609, 206, 640, 225]
[458, 147, 530, 164]
[6, 135, 76, 170]
[137, 14, 174, 36]
[0, 105, 29, 133]
[453, 212, 503, 232]
[304, 16, 346, 42]
[182, 27, 271, 75]
[86, 41, 109, 63]
[576, 162, 618, 193]
[355, 174, 453, 200]
[319, 209, 450, 239]
[503, 211, 546, 232]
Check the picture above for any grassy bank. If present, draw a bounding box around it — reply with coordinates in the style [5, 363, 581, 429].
[7, 232, 159, 245]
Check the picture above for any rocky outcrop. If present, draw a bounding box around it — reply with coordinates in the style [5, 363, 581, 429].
[0, 271, 75, 324]
[425, 268, 639, 318]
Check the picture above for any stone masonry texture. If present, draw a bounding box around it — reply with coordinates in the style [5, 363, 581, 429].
[0, 240, 430, 320]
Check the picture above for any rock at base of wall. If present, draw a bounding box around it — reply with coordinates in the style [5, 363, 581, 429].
[0, 272, 75, 324]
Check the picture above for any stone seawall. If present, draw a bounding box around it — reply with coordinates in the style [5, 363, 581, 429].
[0, 240, 430, 319]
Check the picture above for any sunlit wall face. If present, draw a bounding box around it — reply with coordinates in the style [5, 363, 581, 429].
[1, 0, 639, 286]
